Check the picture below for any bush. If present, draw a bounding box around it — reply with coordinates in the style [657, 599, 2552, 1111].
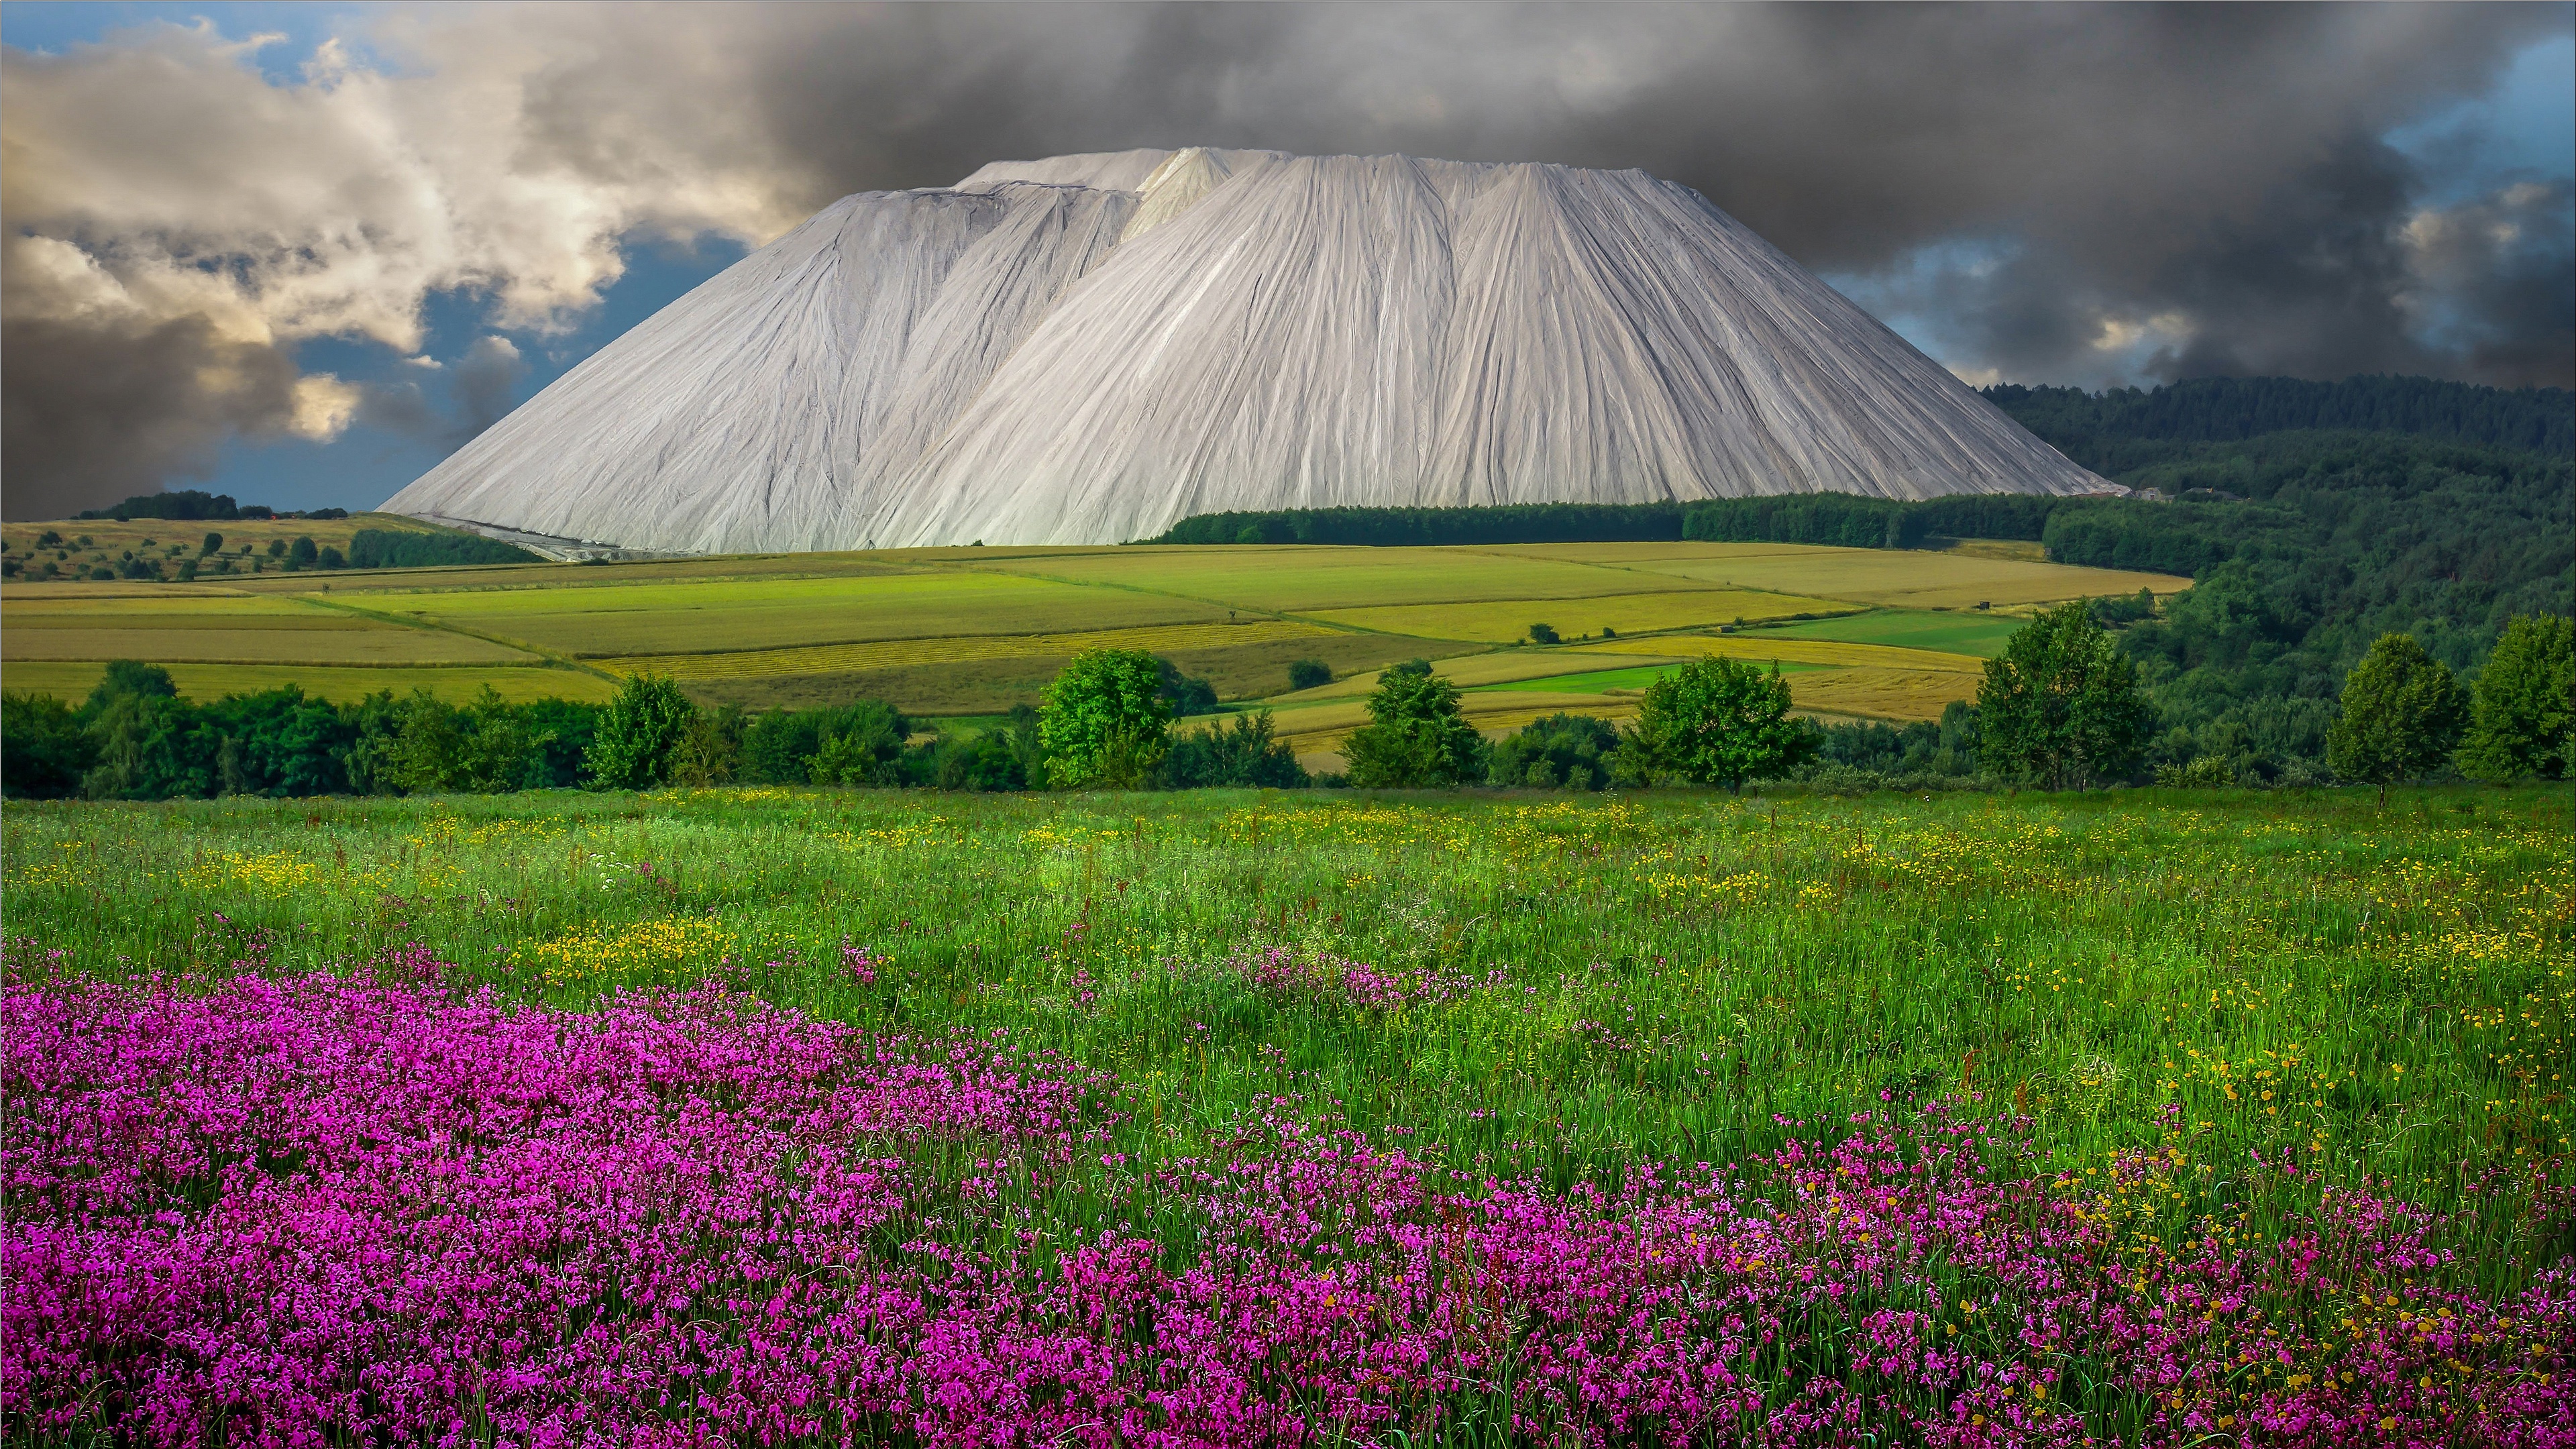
[1341, 661, 1487, 788]
[1976, 602, 2149, 790]
[1488, 714, 1619, 790]
[1041, 650, 1174, 790]
[1157, 658, 1219, 716]
[1631, 657, 1811, 791]
[347, 529, 543, 568]
[1, 694, 97, 798]
[1287, 659, 1332, 692]
[1161, 711, 1309, 788]
[806, 702, 908, 787]
[1526, 623, 1560, 645]
[2456, 614, 2574, 782]
[381, 688, 551, 794]
[585, 676, 698, 790]
[2326, 634, 2467, 798]
[926, 731, 1029, 791]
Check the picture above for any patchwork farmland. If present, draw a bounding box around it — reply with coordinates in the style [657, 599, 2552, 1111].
[0, 540, 2189, 759]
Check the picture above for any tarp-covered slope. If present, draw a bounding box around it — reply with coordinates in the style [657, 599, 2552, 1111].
[386, 149, 2110, 553]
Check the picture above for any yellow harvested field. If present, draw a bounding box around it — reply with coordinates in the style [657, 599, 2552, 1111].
[0, 661, 616, 704]
[1485, 541, 2189, 609]
[1931, 538, 2048, 562]
[599, 619, 1335, 680]
[1784, 667, 1980, 721]
[1308, 589, 1851, 643]
[1587, 634, 1988, 674]
[1275, 649, 1656, 702]
[978, 546, 1733, 612]
[337, 571, 1222, 657]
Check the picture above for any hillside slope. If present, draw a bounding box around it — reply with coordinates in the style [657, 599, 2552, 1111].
[387, 148, 2108, 553]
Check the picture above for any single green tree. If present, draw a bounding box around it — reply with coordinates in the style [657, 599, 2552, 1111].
[584, 674, 697, 790]
[1342, 659, 1488, 788]
[1040, 649, 1173, 789]
[1631, 656, 1812, 791]
[2456, 614, 2574, 783]
[1975, 602, 2149, 790]
[1287, 659, 1333, 692]
[2326, 633, 2467, 802]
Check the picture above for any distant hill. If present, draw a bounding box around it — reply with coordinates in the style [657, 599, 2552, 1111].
[1981, 375, 2573, 474]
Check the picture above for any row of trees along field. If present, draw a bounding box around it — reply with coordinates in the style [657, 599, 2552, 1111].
[1149, 375, 2571, 782]
[6, 608, 2566, 800]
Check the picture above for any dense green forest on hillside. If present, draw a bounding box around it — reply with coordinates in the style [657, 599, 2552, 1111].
[1982, 373, 2573, 466]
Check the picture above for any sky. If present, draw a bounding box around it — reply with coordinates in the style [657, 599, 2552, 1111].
[1, 1, 2569, 519]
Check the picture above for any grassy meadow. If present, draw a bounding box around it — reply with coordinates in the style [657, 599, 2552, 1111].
[14, 784, 2563, 1189]
[6, 783, 2569, 1440]
[1, 540, 2188, 756]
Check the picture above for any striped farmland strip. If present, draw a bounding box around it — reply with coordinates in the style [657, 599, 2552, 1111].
[596, 619, 1338, 680]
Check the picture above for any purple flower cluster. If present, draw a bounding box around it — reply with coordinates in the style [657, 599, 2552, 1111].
[1226, 945, 1503, 1009]
[5, 967, 2569, 1446]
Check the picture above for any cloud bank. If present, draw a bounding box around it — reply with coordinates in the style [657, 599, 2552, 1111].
[2, 1, 2568, 517]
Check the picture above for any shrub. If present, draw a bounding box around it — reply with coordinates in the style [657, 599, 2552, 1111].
[2456, 614, 2574, 783]
[1342, 661, 1487, 788]
[584, 675, 698, 790]
[1161, 711, 1309, 788]
[2326, 634, 2467, 799]
[1976, 602, 2149, 790]
[1, 694, 97, 798]
[382, 688, 551, 794]
[1527, 623, 1560, 645]
[1157, 657, 1219, 716]
[1287, 659, 1332, 692]
[928, 731, 1028, 791]
[1040, 649, 1173, 790]
[1631, 657, 1811, 791]
[1489, 713, 1619, 790]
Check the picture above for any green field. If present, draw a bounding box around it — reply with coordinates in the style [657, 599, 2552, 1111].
[5, 784, 2568, 1439]
[1752, 606, 2031, 657]
[1, 540, 2190, 741]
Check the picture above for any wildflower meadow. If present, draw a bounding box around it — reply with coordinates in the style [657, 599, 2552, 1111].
[3, 784, 2569, 1446]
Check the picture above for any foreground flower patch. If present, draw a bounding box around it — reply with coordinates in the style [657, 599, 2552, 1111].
[4, 965, 2569, 1446]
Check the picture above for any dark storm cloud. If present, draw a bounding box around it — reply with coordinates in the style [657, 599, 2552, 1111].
[0, 313, 305, 520]
[488, 0, 2576, 390]
[3, 1, 2569, 516]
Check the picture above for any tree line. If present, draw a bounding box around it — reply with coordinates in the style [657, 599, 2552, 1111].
[17, 605, 2562, 800]
[1984, 374, 2573, 461]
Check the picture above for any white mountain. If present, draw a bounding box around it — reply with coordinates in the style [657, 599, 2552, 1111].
[384, 148, 2108, 553]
